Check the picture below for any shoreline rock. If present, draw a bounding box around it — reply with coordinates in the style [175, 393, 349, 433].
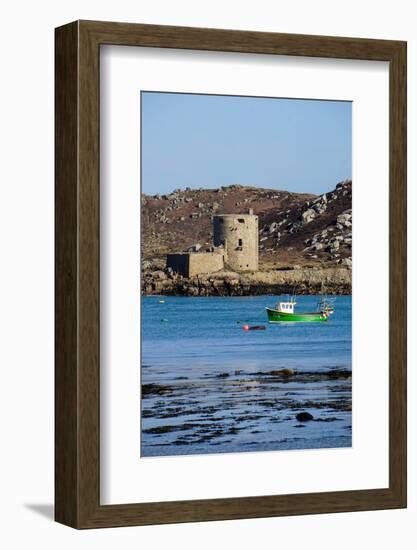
[142, 267, 352, 296]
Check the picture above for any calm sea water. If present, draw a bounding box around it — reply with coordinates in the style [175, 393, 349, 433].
[141, 295, 352, 457]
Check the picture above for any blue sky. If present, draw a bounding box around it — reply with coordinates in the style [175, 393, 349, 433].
[141, 92, 351, 196]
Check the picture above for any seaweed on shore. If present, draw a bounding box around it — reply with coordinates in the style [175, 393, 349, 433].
[142, 383, 173, 396]
[251, 368, 351, 382]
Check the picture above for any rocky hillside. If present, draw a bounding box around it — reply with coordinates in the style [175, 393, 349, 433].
[260, 180, 352, 268]
[142, 180, 352, 270]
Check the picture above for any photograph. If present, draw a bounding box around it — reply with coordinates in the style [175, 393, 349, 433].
[140, 91, 352, 457]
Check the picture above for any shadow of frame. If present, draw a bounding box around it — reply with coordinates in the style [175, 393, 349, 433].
[24, 504, 54, 521]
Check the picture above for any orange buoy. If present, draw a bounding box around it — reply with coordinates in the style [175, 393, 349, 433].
[242, 324, 266, 331]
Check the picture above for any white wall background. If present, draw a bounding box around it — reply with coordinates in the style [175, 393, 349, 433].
[0, 0, 415, 548]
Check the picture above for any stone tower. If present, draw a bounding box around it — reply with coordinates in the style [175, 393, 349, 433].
[213, 210, 258, 271]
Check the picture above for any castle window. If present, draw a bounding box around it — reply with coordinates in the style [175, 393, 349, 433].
[238, 238, 243, 247]
[238, 218, 245, 223]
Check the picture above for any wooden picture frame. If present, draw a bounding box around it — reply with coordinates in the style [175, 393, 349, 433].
[55, 20, 407, 528]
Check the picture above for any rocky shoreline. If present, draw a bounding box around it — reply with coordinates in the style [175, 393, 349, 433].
[142, 266, 352, 296]
[141, 367, 352, 455]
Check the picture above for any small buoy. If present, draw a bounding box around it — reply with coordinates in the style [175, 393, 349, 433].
[159, 300, 165, 304]
[242, 325, 250, 331]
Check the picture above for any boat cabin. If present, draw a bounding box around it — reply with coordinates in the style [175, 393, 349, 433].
[276, 301, 296, 313]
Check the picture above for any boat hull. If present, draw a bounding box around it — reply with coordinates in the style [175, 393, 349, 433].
[266, 307, 328, 323]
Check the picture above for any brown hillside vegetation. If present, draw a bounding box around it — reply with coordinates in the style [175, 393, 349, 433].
[141, 180, 352, 270]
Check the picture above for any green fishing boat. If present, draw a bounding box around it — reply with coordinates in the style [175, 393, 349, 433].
[266, 296, 331, 323]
